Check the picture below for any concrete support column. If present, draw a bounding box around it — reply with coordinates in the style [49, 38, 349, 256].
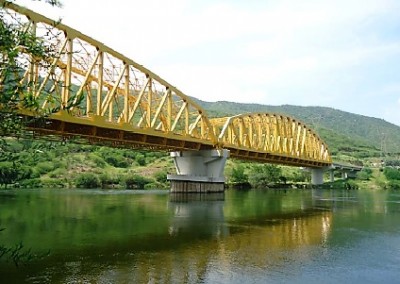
[167, 149, 230, 193]
[311, 168, 324, 185]
[330, 170, 335, 182]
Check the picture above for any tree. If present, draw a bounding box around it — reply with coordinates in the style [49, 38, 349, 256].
[0, 0, 63, 136]
[230, 164, 248, 184]
[248, 164, 282, 188]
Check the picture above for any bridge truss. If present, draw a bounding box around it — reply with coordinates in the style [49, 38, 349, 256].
[0, 1, 332, 168]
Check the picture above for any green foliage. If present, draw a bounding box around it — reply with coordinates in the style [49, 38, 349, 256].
[88, 153, 106, 168]
[144, 182, 167, 189]
[383, 167, 400, 181]
[124, 175, 153, 189]
[99, 173, 121, 188]
[356, 167, 373, 181]
[135, 154, 146, 166]
[35, 161, 55, 174]
[154, 170, 167, 183]
[0, 162, 18, 187]
[387, 180, 400, 190]
[248, 164, 282, 188]
[104, 154, 129, 168]
[75, 173, 100, 188]
[41, 177, 65, 188]
[288, 170, 310, 183]
[19, 178, 42, 188]
[230, 164, 248, 184]
[0, 238, 49, 267]
[385, 160, 400, 167]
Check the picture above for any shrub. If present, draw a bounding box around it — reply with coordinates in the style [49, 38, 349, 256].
[19, 178, 42, 188]
[35, 162, 54, 175]
[230, 164, 248, 184]
[41, 178, 66, 188]
[384, 167, 400, 180]
[248, 164, 282, 188]
[88, 154, 106, 168]
[124, 175, 153, 189]
[104, 154, 129, 168]
[135, 154, 146, 166]
[144, 182, 167, 190]
[75, 173, 101, 188]
[356, 168, 372, 181]
[387, 180, 400, 190]
[154, 170, 168, 183]
[0, 162, 19, 187]
[99, 173, 121, 188]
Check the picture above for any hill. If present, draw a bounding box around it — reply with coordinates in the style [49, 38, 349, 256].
[193, 99, 400, 159]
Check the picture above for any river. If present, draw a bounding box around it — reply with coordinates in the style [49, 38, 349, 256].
[0, 188, 399, 283]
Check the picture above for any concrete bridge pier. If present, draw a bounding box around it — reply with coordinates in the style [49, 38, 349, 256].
[329, 170, 335, 182]
[167, 149, 230, 193]
[311, 168, 324, 185]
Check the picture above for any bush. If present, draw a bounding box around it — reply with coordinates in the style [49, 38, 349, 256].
[99, 173, 121, 188]
[135, 154, 146, 166]
[0, 162, 19, 187]
[104, 154, 129, 168]
[154, 170, 168, 183]
[387, 180, 400, 190]
[248, 164, 282, 188]
[384, 167, 400, 180]
[88, 154, 106, 168]
[356, 168, 372, 181]
[230, 164, 248, 184]
[41, 178, 66, 188]
[35, 162, 54, 175]
[124, 175, 153, 189]
[75, 173, 101, 188]
[19, 178, 42, 188]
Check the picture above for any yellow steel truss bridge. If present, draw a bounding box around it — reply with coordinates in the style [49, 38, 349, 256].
[0, 1, 332, 168]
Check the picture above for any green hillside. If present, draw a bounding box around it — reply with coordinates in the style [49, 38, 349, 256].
[194, 99, 400, 158]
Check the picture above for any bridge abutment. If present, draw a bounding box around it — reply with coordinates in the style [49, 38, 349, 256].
[167, 149, 230, 193]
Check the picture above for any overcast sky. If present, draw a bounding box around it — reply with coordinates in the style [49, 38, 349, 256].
[16, 0, 400, 126]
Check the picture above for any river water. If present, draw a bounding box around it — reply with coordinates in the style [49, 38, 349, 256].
[0, 188, 399, 283]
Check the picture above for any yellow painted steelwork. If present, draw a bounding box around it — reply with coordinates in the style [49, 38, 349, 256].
[0, 1, 332, 167]
[211, 114, 331, 167]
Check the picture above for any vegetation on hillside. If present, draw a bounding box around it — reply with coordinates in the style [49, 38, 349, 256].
[0, 138, 174, 189]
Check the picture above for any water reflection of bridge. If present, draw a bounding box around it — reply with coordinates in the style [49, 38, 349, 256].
[110, 196, 333, 283]
[0, 189, 333, 282]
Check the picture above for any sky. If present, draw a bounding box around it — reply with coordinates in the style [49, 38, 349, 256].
[14, 0, 400, 126]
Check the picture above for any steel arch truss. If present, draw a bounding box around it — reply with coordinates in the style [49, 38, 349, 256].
[1, 2, 332, 167]
[1, 1, 217, 150]
[211, 113, 332, 167]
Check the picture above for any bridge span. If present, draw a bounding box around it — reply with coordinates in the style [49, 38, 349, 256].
[1, 2, 332, 191]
